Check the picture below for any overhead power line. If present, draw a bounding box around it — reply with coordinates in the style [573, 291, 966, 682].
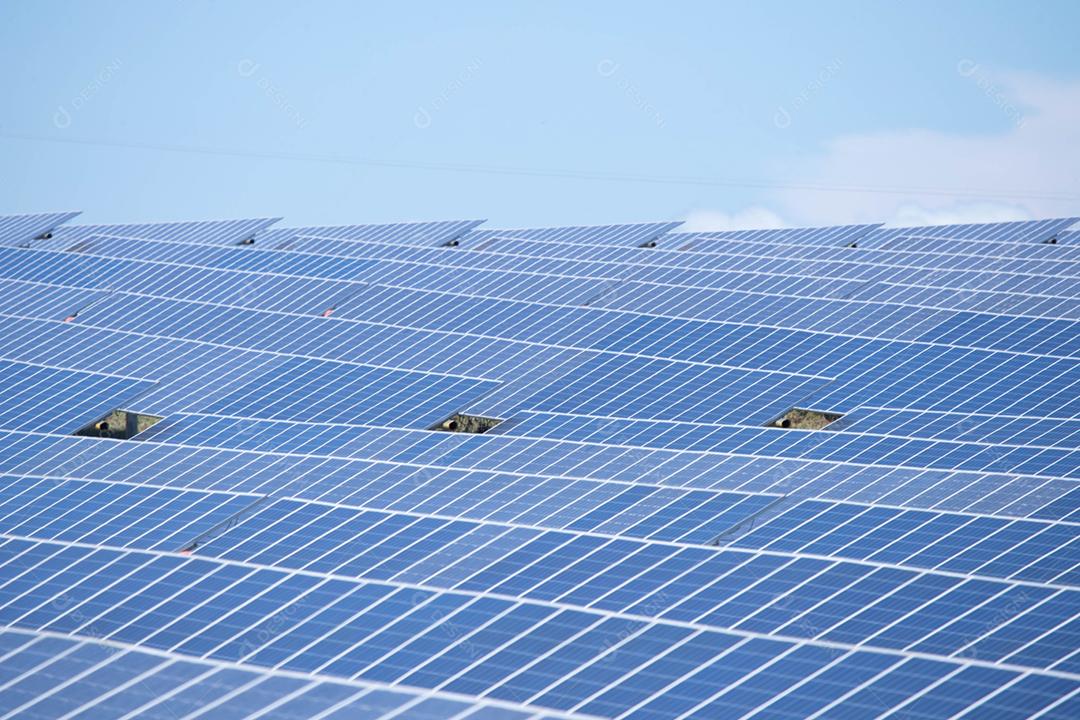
[3, 131, 1079, 203]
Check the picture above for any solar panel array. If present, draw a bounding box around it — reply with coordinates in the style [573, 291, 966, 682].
[0, 208, 1077, 719]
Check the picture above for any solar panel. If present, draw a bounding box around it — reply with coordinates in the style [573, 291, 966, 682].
[256, 219, 486, 253]
[0, 211, 1076, 718]
[0, 359, 156, 434]
[0, 211, 81, 247]
[36, 217, 281, 250]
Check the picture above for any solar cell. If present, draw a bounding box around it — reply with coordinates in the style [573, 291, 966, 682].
[0, 359, 155, 434]
[37, 217, 281, 249]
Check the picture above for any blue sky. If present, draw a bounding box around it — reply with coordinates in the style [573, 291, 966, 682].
[2, 0, 1079, 229]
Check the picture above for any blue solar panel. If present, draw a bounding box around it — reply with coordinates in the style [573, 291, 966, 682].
[0, 211, 81, 247]
[0, 359, 155, 434]
[0, 211, 1076, 718]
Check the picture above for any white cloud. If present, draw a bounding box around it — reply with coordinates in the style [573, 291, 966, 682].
[681, 206, 789, 232]
[886, 201, 1031, 227]
[769, 70, 1080, 227]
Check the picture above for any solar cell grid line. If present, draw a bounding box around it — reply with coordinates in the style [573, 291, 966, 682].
[953, 675, 1073, 720]
[0, 546, 1067, 720]
[0, 546, 127, 632]
[798, 657, 921, 720]
[429, 613, 613, 699]
[162, 674, 305, 720]
[1030, 689, 1080, 720]
[29, 416, 1067, 524]
[2, 306, 507, 425]
[39, 234, 1080, 345]
[41, 217, 282, 249]
[0, 633, 88, 701]
[31, 554, 183, 641]
[668, 222, 882, 249]
[726, 500, 1069, 584]
[235, 680, 330, 720]
[867, 217, 1079, 244]
[87, 563, 255, 654]
[663, 237, 1080, 272]
[184, 573, 331, 664]
[611, 262, 1080, 311]
[760, 654, 909, 720]
[0, 477, 262, 553]
[1059, 230, 1080, 245]
[329, 591, 518, 684]
[0, 551, 85, 630]
[262, 219, 479, 243]
[538, 626, 704, 714]
[870, 233, 1080, 259]
[0, 313, 237, 397]
[458, 221, 682, 249]
[996, 597, 1077, 668]
[497, 409, 1080, 457]
[0, 249, 362, 317]
[834, 407, 1080, 449]
[802, 344, 1074, 420]
[106, 564, 265, 656]
[49, 234, 226, 266]
[0, 359, 156, 435]
[263, 218, 485, 250]
[0, 479, 156, 546]
[0, 633, 583, 720]
[908, 583, 1037, 657]
[76, 229, 1080, 310]
[841, 659, 975, 720]
[311, 253, 1080, 332]
[279, 587, 504, 681]
[884, 583, 1064, 661]
[523, 413, 1079, 481]
[953, 474, 1072, 521]
[467, 234, 1080, 276]
[602, 637, 797, 718]
[931, 666, 1053, 720]
[115, 667, 265, 720]
[0, 276, 842, 390]
[670, 642, 852, 719]
[959, 521, 1078, 581]
[485, 237, 1080, 290]
[29, 481, 191, 547]
[866, 662, 972, 720]
[46, 427, 1067, 524]
[937, 519, 1075, 583]
[172, 498, 1075, 651]
[0, 524, 1058, 677]
[0, 208, 1071, 720]
[771, 565, 928, 643]
[0, 280, 109, 323]
[1, 640, 162, 720]
[19, 248, 1071, 382]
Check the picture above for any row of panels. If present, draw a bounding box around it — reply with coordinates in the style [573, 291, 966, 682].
[13, 237, 1077, 354]
[0, 538, 1075, 719]
[5, 418, 1067, 523]
[0, 467, 1073, 674]
[0, 628, 560, 719]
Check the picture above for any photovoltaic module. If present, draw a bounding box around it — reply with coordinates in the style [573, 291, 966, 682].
[0, 211, 1076, 718]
